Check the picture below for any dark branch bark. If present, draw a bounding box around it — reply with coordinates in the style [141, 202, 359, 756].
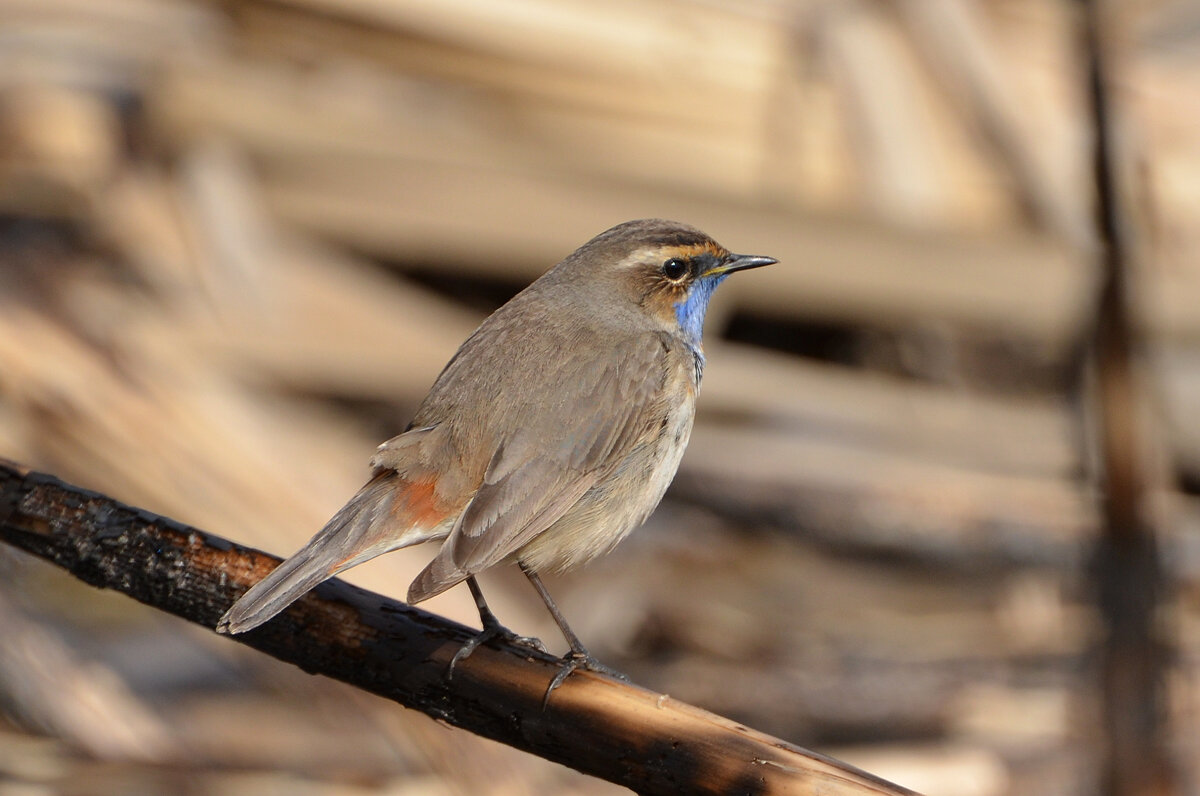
[0, 459, 915, 796]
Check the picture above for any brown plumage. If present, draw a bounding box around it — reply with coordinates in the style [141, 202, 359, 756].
[217, 219, 775, 692]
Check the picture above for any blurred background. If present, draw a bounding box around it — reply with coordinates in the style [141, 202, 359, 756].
[1, 0, 1198, 794]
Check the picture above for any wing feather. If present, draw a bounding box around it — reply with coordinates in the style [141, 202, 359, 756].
[406, 331, 672, 602]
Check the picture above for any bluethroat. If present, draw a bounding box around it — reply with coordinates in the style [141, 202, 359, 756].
[217, 219, 776, 696]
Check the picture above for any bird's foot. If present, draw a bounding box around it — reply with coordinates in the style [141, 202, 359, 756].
[542, 650, 628, 708]
[446, 623, 548, 680]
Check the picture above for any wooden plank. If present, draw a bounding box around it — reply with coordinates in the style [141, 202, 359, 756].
[675, 424, 1092, 566]
[258, 156, 1087, 344]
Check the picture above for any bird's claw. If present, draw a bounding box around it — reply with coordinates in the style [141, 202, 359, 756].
[541, 650, 627, 709]
[512, 634, 549, 656]
[446, 624, 549, 680]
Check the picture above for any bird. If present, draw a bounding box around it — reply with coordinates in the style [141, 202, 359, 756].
[216, 218, 776, 697]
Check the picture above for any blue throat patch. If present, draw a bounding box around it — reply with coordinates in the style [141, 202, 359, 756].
[674, 274, 727, 351]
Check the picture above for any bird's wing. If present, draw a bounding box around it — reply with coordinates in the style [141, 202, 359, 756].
[407, 332, 670, 601]
[220, 426, 451, 634]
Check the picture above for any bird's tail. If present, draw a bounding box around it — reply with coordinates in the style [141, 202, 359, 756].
[216, 472, 445, 634]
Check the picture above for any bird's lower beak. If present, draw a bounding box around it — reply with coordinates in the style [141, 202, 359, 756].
[708, 253, 777, 276]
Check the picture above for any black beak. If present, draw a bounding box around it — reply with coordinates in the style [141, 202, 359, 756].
[718, 253, 777, 275]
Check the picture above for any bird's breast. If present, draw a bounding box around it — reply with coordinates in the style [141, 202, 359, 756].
[514, 351, 698, 573]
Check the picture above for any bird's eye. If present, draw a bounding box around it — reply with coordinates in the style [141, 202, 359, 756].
[662, 258, 688, 281]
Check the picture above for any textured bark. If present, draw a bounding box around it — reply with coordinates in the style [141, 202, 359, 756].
[0, 459, 914, 796]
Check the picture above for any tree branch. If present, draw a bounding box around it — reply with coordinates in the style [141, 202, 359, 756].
[0, 458, 915, 796]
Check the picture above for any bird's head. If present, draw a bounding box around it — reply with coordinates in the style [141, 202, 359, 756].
[560, 219, 776, 350]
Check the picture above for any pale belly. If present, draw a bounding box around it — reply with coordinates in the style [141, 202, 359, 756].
[515, 397, 696, 573]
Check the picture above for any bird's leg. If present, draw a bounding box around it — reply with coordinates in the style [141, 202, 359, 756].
[466, 574, 504, 632]
[519, 563, 628, 705]
[446, 575, 547, 680]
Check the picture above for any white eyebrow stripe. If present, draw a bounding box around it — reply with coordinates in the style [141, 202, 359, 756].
[615, 244, 725, 271]
[614, 247, 665, 270]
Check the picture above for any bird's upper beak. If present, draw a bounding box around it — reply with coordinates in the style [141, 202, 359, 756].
[705, 253, 777, 277]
